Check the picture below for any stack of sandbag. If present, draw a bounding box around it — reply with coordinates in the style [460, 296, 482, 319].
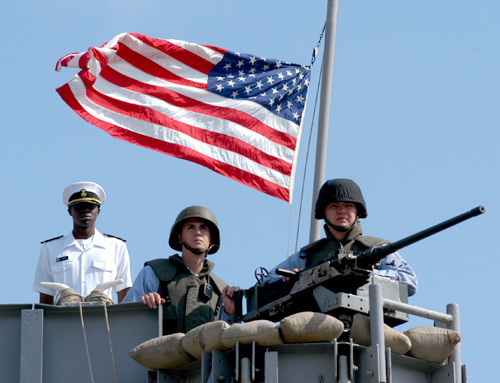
[128, 311, 461, 370]
[129, 312, 343, 370]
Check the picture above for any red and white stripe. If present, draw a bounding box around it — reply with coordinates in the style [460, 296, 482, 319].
[56, 33, 304, 202]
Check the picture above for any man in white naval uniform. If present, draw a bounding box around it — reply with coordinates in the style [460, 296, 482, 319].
[32, 181, 132, 304]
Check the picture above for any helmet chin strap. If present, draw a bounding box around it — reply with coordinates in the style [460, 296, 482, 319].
[181, 241, 211, 256]
[324, 218, 356, 233]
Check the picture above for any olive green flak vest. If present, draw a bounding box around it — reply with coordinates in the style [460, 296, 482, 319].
[145, 254, 226, 335]
[300, 222, 391, 268]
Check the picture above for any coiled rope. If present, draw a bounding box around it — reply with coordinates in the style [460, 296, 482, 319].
[55, 289, 118, 383]
[55, 288, 83, 305]
[84, 290, 115, 305]
[55, 288, 115, 305]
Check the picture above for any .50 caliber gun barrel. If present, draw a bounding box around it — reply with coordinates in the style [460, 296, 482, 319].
[356, 205, 485, 269]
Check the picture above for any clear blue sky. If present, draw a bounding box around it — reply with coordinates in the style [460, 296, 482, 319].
[2, 1, 498, 381]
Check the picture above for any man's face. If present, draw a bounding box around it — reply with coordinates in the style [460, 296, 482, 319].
[324, 202, 357, 230]
[178, 218, 212, 253]
[68, 203, 100, 228]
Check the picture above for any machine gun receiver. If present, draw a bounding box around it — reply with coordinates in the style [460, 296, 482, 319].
[242, 205, 485, 323]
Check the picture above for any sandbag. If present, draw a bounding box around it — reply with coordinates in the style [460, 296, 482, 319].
[279, 311, 344, 343]
[404, 326, 461, 363]
[182, 320, 230, 359]
[129, 333, 193, 370]
[220, 320, 283, 348]
[350, 313, 411, 355]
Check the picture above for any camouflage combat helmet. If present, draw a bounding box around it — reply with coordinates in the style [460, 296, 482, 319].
[315, 179, 367, 220]
[169, 205, 220, 254]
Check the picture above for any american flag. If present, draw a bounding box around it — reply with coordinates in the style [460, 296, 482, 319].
[56, 33, 312, 202]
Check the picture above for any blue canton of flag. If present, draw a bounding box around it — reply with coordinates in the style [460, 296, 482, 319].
[207, 50, 311, 125]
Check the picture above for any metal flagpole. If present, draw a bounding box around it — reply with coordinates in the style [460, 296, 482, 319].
[309, 0, 339, 242]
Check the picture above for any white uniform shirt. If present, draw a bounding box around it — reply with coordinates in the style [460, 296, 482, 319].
[32, 229, 132, 299]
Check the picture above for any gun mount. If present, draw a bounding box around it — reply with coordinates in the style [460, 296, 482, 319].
[241, 206, 485, 324]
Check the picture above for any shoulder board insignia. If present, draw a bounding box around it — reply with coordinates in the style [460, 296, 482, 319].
[103, 233, 126, 242]
[41, 235, 63, 244]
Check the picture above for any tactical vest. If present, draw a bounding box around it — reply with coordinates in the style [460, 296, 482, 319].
[146, 255, 226, 335]
[301, 222, 390, 268]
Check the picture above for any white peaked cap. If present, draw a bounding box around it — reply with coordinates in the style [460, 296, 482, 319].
[62, 181, 106, 207]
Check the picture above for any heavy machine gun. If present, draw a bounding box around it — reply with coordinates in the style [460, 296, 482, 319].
[241, 206, 485, 323]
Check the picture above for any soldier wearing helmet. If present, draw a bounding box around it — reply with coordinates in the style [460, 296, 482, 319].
[264, 179, 418, 296]
[123, 206, 239, 334]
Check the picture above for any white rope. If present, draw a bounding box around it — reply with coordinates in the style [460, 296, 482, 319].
[55, 288, 83, 305]
[84, 290, 115, 305]
[55, 286, 117, 382]
[77, 293, 117, 383]
[102, 303, 118, 383]
[79, 302, 95, 383]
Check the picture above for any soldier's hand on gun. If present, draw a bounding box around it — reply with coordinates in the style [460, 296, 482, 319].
[141, 292, 165, 309]
[279, 268, 301, 282]
[222, 285, 240, 315]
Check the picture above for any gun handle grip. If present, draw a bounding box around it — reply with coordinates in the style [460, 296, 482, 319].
[234, 290, 243, 319]
[276, 268, 297, 278]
